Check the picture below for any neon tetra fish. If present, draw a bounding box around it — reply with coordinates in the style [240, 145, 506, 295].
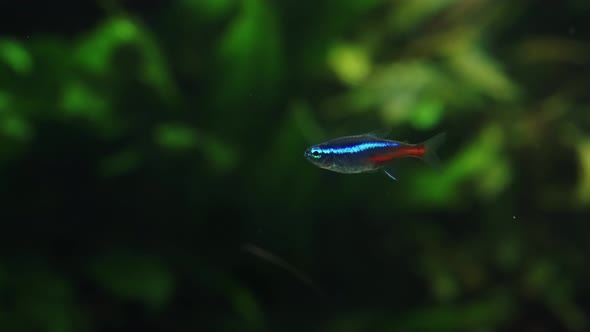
[304, 130, 446, 180]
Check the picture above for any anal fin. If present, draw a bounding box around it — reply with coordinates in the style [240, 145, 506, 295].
[383, 167, 397, 181]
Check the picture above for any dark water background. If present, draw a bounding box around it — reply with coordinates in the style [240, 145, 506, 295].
[1, 1, 590, 331]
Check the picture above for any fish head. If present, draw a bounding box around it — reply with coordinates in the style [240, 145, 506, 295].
[304, 145, 334, 169]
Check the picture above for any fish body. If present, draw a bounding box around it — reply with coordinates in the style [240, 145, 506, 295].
[304, 131, 446, 180]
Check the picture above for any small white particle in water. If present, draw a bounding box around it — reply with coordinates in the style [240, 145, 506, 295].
[512, 215, 516, 220]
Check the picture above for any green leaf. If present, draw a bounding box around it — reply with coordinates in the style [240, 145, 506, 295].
[0, 90, 10, 111]
[99, 149, 142, 177]
[75, 18, 140, 74]
[393, 294, 515, 330]
[327, 43, 372, 85]
[575, 138, 590, 204]
[230, 287, 266, 331]
[329, 60, 455, 125]
[75, 17, 176, 101]
[154, 123, 238, 172]
[0, 39, 33, 74]
[154, 123, 197, 150]
[214, 0, 283, 106]
[448, 47, 520, 102]
[389, 0, 457, 32]
[8, 262, 85, 332]
[0, 115, 32, 141]
[61, 81, 109, 119]
[89, 252, 175, 311]
[409, 99, 444, 130]
[200, 136, 238, 173]
[406, 124, 510, 207]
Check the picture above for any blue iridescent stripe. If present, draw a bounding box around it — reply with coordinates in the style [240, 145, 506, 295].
[314, 141, 398, 155]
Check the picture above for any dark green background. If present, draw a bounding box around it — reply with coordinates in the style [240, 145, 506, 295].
[1, 1, 590, 331]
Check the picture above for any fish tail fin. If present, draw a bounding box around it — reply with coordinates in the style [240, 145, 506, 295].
[420, 132, 446, 167]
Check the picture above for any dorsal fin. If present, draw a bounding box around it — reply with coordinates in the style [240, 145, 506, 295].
[365, 128, 391, 139]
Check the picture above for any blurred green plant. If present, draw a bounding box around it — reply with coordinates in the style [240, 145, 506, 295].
[89, 251, 174, 312]
[1, 0, 590, 331]
[0, 39, 32, 74]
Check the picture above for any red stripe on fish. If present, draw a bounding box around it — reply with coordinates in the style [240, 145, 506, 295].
[369, 145, 425, 164]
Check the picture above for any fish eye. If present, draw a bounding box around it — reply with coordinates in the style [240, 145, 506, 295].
[310, 148, 322, 159]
